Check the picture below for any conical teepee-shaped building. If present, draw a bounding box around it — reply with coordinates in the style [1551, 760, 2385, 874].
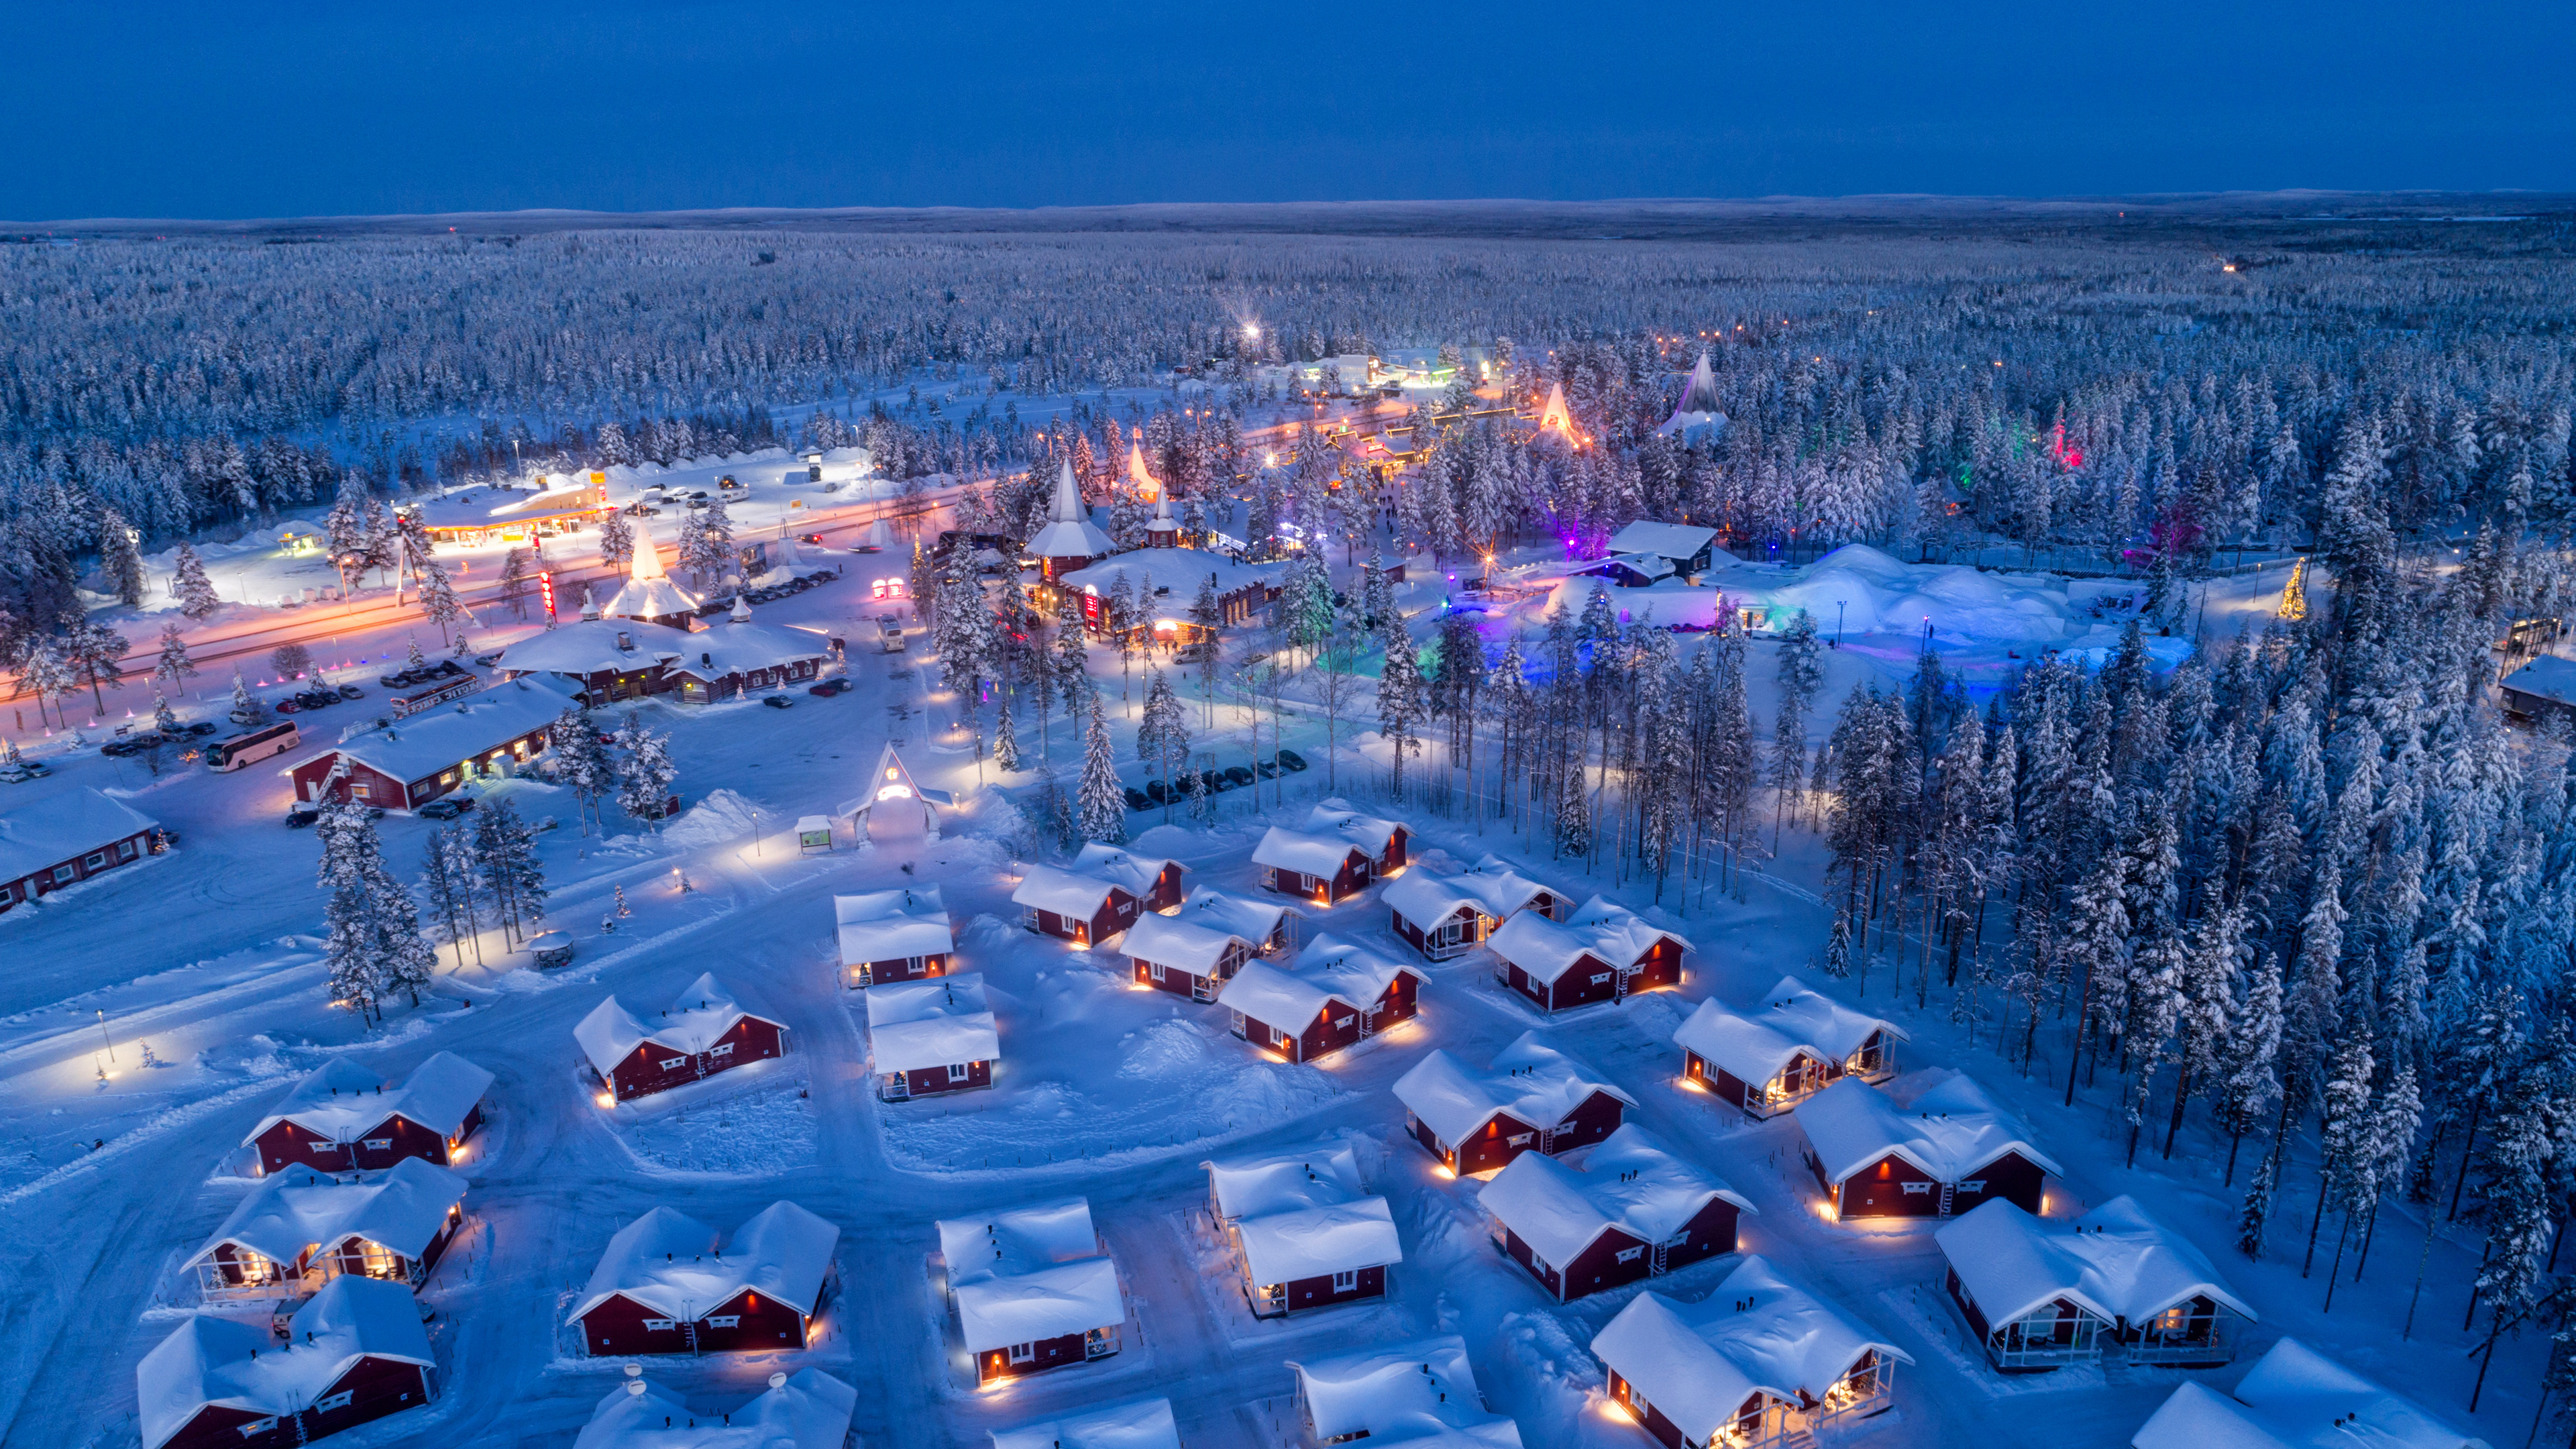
[1535, 382, 1580, 445]
[599, 533, 700, 630]
[1026, 458, 1118, 580]
[1655, 352, 1728, 442]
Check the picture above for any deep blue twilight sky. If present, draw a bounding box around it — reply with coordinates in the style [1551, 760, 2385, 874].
[7, 1, 2573, 219]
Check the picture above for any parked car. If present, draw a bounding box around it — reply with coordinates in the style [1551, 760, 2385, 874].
[286, 802, 321, 828]
[1123, 786, 1152, 812]
[1275, 749, 1309, 772]
[0, 765, 34, 784]
[798, 532, 826, 545]
[763, 694, 795, 709]
[1199, 768, 1232, 794]
[418, 797, 476, 820]
[274, 698, 301, 714]
[1222, 765, 1255, 789]
[1254, 760, 1281, 780]
[474, 651, 505, 667]
[337, 684, 365, 700]
[1144, 779, 1171, 804]
[808, 679, 851, 697]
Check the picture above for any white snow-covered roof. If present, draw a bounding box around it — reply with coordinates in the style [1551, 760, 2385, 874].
[2132, 1338, 2490, 1449]
[1252, 826, 1370, 880]
[138, 1274, 434, 1449]
[1203, 1138, 1367, 1221]
[991, 1397, 1179, 1449]
[496, 617, 692, 676]
[1011, 863, 1132, 919]
[189, 1156, 466, 1271]
[1393, 1030, 1635, 1146]
[865, 973, 998, 1075]
[279, 676, 580, 786]
[1589, 551, 1677, 582]
[2502, 656, 2576, 709]
[663, 617, 834, 682]
[0, 786, 160, 881]
[833, 886, 953, 966]
[1288, 1335, 1521, 1447]
[1487, 894, 1691, 984]
[1071, 842, 1186, 898]
[244, 1051, 494, 1146]
[600, 535, 700, 622]
[1058, 549, 1281, 608]
[574, 1201, 840, 1323]
[1672, 975, 1909, 1085]
[1030, 461, 1117, 560]
[1793, 1070, 2063, 1185]
[1120, 910, 1249, 974]
[1591, 1255, 1911, 1447]
[575, 1369, 858, 1449]
[574, 975, 779, 1077]
[1937, 1195, 2253, 1330]
[1302, 798, 1407, 857]
[1220, 932, 1422, 1033]
[1236, 1197, 1402, 1287]
[938, 1197, 1099, 1290]
[1479, 1124, 1753, 1266]
[1177, 885, 1292, 942]
[1383, 856, 1557, 928]
[1607, 520, 1720, 561]
[954, 1256, 1123, 1354]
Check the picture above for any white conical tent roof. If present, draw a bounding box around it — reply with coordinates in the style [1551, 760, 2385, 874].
[864, 518, 894, 550]
[1537, 382, 1576, 441]
[579, 583, 600, 620]
[1127, 439, 1161, 497]
[1678, 352, 1721, 414]
[729, 594, 753, 623]
[600, 531, 700, 623]
[1051, 458, 1085, 522]
[1027, 457, 1116, 562]
[629, 535, 669, 580]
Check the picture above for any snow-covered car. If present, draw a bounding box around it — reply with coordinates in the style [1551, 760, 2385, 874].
[1144, 779, 1171, 803]
[763, 694, 795, 709]
[473, 651, 505, 667]
[1122, 786, 1151, 812]
[1275, 749, 1309, 772]
[185, 720, 221, 737]
[1222, 765, 1255, 789]
[286, 802, 321, 828]
[337, 684, 365, 700]
[0, 765, 31, 784]
[1254, 759, 1281, 780]
[418, 797, 475, 820]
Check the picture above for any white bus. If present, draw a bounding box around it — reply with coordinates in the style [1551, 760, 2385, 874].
[206, 721, 301, 773]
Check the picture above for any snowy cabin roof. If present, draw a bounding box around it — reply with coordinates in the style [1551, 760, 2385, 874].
[990, 1397, 1179, 1449]
[188, 1157, 467, 1273]
[244, 1051, 494, 1147]
[1057, 549, 1283, 611]
[1393, 1030, 1635, 1146]
[574, 1201, 840, 1323]
[1793, 1071, 2063, 1185]
[1672, 976, 1909, 1085]
[1487, 895, 1691, 984]
[2502, 655, 2576, 709]
[1287, 1335, 1522, 1448]
[833, 885, 953, 966]
[138, 1274, 434, 1449]
[1479, 1124, 1754, 1267]
[1011, 863, 1134, 919]
[1586, 552, 1678, 584]
[1120, 910, 1250, 974]
[1028, 459, 1117, 560]
[279, 676, 579, 786]
[1177, 885, 1293, 942]
[1071, 842, 1187, 898]
[1591, 1255, 1912, 1448]
[1203, 1138, 1367, 1222]
[1382, 856, 1557, 928]
[1201, 1138, 1402, 1285]
[938, 1197, 1100, 1290]
[576, 1369, 859, 1449]
[2131, 1338, 2491, 1449]
[0, 786, 159, 880]
[1937, 1195, 2253, 1330]
[1607, 519, 1720, 564]
[955, 1256, 1124, 1354]
[1301, 798, 1406, 857]
[496, 617, 692, 677]
[600, 533, 700, 622]
[865, 973, 999, 1076]
[1218, 932, 1422, 1033]
[574, 974, 780, 1077]
[1252, 826, 1370, 880]
[663, 614, 834, 682]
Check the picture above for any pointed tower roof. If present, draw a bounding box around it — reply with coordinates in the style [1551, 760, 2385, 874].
[1126, 437, 1161, 497]
[578, 583, 600, 621]
[1050, 458, 1085, 522]
[1028, 457, 1117, 564]
[1678, 352, 1721, 414]
[629, 536, 668, 580]
[729, 594, 753, 623]
[1536, 382, 1578, 443]
[1145, 478, 1183, 545]
[600, 533, 700, 626]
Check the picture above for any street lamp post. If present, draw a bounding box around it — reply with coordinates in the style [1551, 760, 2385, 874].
[1834, 600, 1846, 649]
[97, 1009, 114, 1063]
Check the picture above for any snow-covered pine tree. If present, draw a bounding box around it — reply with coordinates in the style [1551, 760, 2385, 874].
[547, 704, 613, 833]
[98, 508, 146, 606]
[1553, 735, 1593, 860]
[1136, 669, 1188, 818]
[498, 548, 531, 621]
[1076, 686, 1126, 846]
[1378, 629, 1428, 800]
[1824, 909, 1854, 979]
[474, 800, 548, 946]
[152, 621, 195, 694]
[404, 633, 428, 673]
[416, 554, 464, 643]
[1053, 587, 1089, 720]
[596, 509, 635, 570]
[227, 667, 266, 727]
[612, 717, 678, 824]
[170, 543, 220, 619]
[418, 826, 480, 967]
[2310, 1027, 2377, 1277]
[152, 693, 178, 735]
[992, 690, 1021, 773]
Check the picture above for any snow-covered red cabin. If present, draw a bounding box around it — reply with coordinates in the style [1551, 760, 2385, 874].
[1203, 1138, 1403, 1317]
[1220, 932, 1425, 1063]
[1251, 827, 1374, 905]
[493, 616, 692, 704]
[1177, 885, 1293, 952]
[833, 885, 953, 988]
[990, 1397, 1179, 1449]
[1382, 853, 1563, 961]
[1071, 841, 1189, 910]
[0, 786, 164, 912]
[575, 1368, 857, 1449]
[139, 1275, 437, 1449]
[1489, 895, 1690, 1012]
[243, 1052, 493, 1176]
[1480, 1124, 1753, 1303]
[1674, 975, 1907, 1118]
[936, 1198, 1123, 1384]
[280, 677, 575, 810]
[865, 972, 999, 1100]
[1285, 1336, 1518, 1448]
[661, 598, 835, 704]
[2130, 1338, 2489, 1449]
[1792, 1071, 2061, 1220]
[575, 975, 787, 1104]
[1592, 1254, 1911, 1449]
[186, 1157, 467, 1301]
[1938, 1195, 2253, 1372]
[1393, 1030, 1635, 1175]
[1027, 459, 1119, 581]
[1122, 910, 1259, 1002]
[1301, 798, 1408, 873]
[572, 1201, 840, 1357]
[1012, 863, 1141, 945]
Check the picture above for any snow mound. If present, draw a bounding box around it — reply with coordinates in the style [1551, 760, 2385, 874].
[1127, 823, 1204, 858]
[959, 912, 1020, 953]
[1115, 1018, 1218, 1079]
[659, 789, 763, 848]
[618, 1079, 817, 1176]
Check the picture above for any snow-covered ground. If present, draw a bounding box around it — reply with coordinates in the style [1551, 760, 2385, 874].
[4, 516, 2522, 1449]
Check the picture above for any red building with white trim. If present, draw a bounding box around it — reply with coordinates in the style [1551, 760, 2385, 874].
[575, 975, 788, 1104]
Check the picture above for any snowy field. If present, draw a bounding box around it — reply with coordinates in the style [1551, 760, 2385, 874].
[0, 501, 2524, 1449]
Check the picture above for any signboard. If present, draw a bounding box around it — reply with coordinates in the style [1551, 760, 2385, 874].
[588, 470, 608, 506]
[1081, 590, 1103, 628]
[390, 673, 482, 718]
[538, 570, 557, 621]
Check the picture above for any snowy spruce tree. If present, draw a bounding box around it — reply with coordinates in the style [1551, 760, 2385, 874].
[992, 689, 1020, 773]
[152, 621, 195, 694]
[612, 717, 679, 824]
[1076, 686, 1126, 847]
[227, 667, 266, 728]
[98, 509, 146, 607]
[170, 544, 221, 620]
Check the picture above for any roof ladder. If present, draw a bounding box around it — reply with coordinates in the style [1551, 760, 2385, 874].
[1937, 1181, 1957, 1216]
